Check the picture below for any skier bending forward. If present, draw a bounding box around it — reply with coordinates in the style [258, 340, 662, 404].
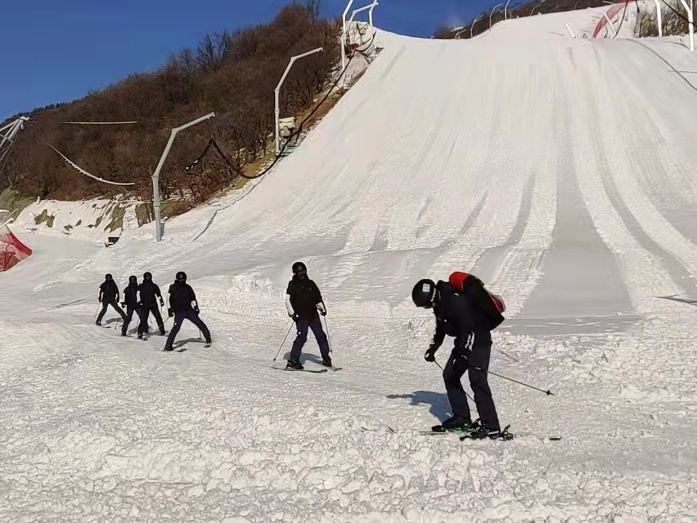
[285, 262, 332, 370]
[163, 271, 212, 352]
[412, 277, 506, 439]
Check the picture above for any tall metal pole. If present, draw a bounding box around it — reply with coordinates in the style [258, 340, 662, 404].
[342, 0, 356, 81]
[679, 0, 695, 51]
[652, 0, 663, 38]
[274, 47, 324, 156]
[151, 112, 215, 242]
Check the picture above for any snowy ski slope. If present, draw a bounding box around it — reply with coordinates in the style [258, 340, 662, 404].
[3, 8, 697, 522]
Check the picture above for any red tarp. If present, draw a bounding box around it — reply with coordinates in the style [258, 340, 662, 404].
[0, 225, 32, 271]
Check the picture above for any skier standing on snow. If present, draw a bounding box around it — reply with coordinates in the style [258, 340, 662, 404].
[163, 271, 212, 351]
[137, 272, 166, 339]
[96, 274, 127, 326]
[120, 275, 140, 336]
[285, 262, 332, 370]
[411, 275, 506, 439]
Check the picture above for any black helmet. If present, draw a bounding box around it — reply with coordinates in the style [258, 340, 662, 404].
[129, 275, 137, 284]
[105, 274, 113, 281]
[292, 262, 307, 275]
[176, 271, 187, 282]
[412, 279, 436, 309]
[143, 272, 152, 281]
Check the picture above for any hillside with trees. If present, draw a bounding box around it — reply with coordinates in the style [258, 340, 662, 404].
[1, 1, 339, 206]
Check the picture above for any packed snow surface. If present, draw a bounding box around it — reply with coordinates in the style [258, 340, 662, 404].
[3, 9, 697, 522]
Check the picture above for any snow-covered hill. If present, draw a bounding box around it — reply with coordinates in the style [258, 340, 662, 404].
[3, 8, 697, 522]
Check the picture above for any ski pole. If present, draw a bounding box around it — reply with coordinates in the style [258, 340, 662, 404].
[434, 359, 474, 402]
[273, 322, 294, 362]
[323, 315, 333, 353]
[473, 366, 554, 396]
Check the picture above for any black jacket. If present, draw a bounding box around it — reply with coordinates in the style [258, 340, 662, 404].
[169, 281, 198, 313]
[287, 277, 323, 321]
[99, 280, 119, 303]
[123, 283, 139, 308]
[431, 281, 477, 352]
[139, 281, 162, 305]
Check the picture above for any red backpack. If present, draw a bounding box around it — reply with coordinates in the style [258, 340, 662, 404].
[449, 271, 506, 315]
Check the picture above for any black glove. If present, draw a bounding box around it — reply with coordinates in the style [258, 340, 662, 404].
[194, 306, 200, 314]
[121, 302, 126, 308]
[159, 298, 165, 307]
[424, 344, 438, 363]
[290, 313, 299, 322]
[320, 309, 327, 317]
[98, 297, 102, 303]
[168, 308, 174, 317]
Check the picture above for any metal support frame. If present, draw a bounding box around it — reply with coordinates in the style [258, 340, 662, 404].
[152, 112, 215, 242]
[274, 47, 324, 156]
[490, 3, 504, 28]
[652, 0, 663, 37]
[565, 23, 577, 38]
[679, 0, 695, 51]
[505, 0, 513, 19]
[0, 117, 28, 156]
[349, 0, 379, 26]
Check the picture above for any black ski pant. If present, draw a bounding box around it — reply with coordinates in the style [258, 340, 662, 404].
[165, 310, 211, 349]
[290, 316, 330, 363]
[138, 303, 165, 336]
[443, 331, 500, 431]
[97, 300, 127, 324]
[121, 305, 140, 335]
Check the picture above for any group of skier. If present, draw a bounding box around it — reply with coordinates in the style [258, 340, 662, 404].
[97, 271, 211, 351]
[96, 261, 510, 439]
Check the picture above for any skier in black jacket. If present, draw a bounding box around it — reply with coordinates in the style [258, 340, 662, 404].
[285, 262, 331, 370]
[163, 271, 211, 351]
[412, 278, 503, 439]
[120, 275, 140, 336]
[137, 272, 166, 338]
[97, 274, 127, 326]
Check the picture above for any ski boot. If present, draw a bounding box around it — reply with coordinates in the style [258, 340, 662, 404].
[163, 346, 174, 352]
[286, 359, 304, 371]
[432, 416, 477, 433]
[321, 357, 333, 368]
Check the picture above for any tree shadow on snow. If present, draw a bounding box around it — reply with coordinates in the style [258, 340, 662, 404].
[386, 391, 452, 422]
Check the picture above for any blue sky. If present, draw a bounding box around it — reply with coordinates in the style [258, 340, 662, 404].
[0, 0, 495, 121]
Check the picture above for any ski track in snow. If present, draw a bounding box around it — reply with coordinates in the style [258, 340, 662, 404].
[3, 12, 697, 522]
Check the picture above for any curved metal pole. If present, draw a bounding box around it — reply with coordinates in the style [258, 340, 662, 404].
[152, 112, 216, 242]
[505, 0, 513, 19]
[471, 15, 484, 38]
[490, 3, 504, 28]
[349, 1, 379, 25]
[274, 47, 324, 156]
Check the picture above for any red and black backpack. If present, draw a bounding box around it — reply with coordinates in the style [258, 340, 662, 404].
[448, 272, 506, 329]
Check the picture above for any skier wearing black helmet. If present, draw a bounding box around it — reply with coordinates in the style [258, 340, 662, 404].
[412, 277, 504, 439]
[285, 262, 331, 370]
[120, 275, 140, 336]
[137, 272, 166, 339]
[163, 271, 212, 351]
[97, 274, 127, 326]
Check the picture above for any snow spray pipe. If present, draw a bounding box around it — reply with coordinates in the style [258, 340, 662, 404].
[273, 323, 295, 362]
[433, 360, 474, 402]
[473, 366, 554, 396]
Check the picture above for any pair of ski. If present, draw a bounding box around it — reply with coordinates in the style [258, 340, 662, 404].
[421, 424, 515, 441]
[271, 365, 342, 374]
